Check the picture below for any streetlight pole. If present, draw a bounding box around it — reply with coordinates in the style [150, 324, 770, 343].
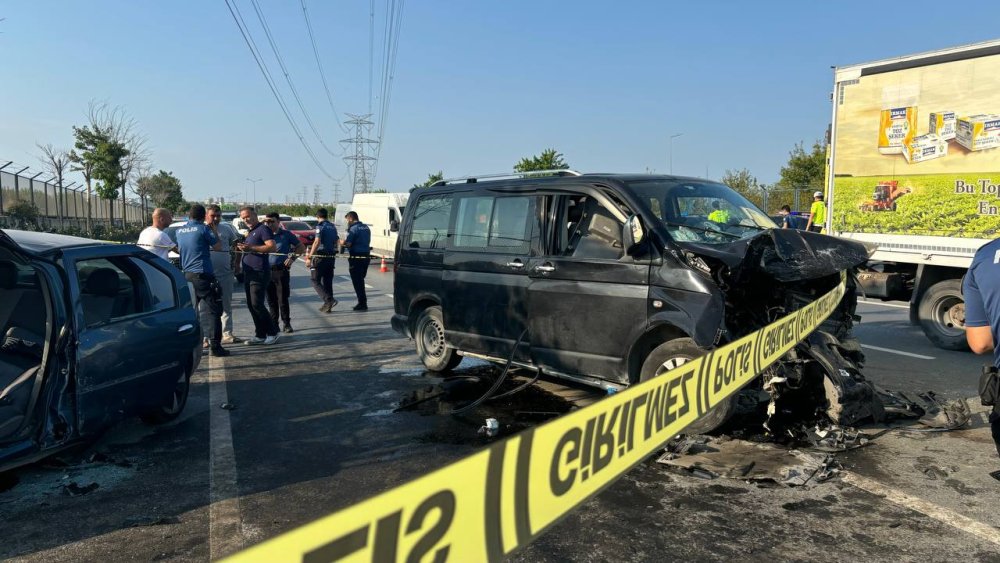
[246, 177, 262, 205]
[669, 133, 684, 175]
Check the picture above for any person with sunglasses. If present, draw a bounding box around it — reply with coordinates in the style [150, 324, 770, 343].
[264, 213, 305, 333]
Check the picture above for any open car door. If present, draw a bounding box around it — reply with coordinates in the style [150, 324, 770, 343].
[0, 229, 69, 469]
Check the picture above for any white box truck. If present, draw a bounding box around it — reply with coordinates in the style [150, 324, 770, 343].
[826, 39, 1000, 350]
[349, 193, 408, 258]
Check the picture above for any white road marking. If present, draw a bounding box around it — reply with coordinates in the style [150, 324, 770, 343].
[208, 354, 244, 559]
[842, 472, 1000, 548]
[386, 293, 393, 298]
[858, 298, 910, 310]
[861, 344, 936, 360]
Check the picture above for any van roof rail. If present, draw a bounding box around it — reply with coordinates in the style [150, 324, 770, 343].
[430, 169, 582, 187]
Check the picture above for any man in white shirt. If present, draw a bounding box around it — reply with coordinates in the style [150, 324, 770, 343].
[138, 208, 175, 260]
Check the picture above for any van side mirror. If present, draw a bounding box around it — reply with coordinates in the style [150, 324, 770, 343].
[390, 219, 400, 233]
[623, 215, 645, 256]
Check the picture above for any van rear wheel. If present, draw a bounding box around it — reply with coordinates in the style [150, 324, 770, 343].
[414, 306, 462, 372]
[640, 338, 736, 434]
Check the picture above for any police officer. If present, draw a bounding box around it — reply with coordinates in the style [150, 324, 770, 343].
[964, 237, 1000, 458]
[805, 191, 826, 233]
[175, 204, 229, 357]
[265, 212, 305, 333]
[341, 211, 372, 311]
[304, 208, 339, 313]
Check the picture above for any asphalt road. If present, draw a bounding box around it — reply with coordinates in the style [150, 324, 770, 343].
[2, 265, 999, 562]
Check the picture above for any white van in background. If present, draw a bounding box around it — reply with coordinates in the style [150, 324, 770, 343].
[346, 193, 408, 258]
[331, 202, 353, 245]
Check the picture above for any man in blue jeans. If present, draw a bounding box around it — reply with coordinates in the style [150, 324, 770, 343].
[176, 204, 229, 357]
[236, 206, 280, 345]
[342, 211, 372, 311]
[964, 237, 1000, 458]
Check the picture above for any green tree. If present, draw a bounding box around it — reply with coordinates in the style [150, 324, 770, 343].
[92, 139, 129, 225]
[412, 171, 444, 189]
[69, 125, 107, 232]
[514, 148, 569, 173]
[7, 200, 40, 229]
[720, 168, 765, 209]
[777, 141, 825, 190]
[144, 170, 186, 212]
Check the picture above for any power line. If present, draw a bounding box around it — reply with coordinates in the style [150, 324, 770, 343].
[248, 0, 343, 159]
[368, 0, 375, 114]
[222, 0, 334, 180]
[300, 0, 347, 133]
[373, 0, 405, 181]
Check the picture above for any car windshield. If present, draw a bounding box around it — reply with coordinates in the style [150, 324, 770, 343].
[627, 179, 776, 244]
[282, 221, 310, 231]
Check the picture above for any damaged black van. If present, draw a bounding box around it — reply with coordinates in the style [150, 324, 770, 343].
[391, 172, 869, 432]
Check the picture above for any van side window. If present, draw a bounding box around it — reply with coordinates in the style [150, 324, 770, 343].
[562, 196, 624, 260]
[408, 195, 452, 249]
[453, 196, 534, 253]
[454, 197, 493, 249]
[489, 197, 532, 253]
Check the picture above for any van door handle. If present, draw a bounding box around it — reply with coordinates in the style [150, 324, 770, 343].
[535, 263, 556, 273]
[178, 324, 195, 334]
[505, 260, 525, 269]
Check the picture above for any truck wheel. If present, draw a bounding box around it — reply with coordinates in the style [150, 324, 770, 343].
[639, 338, 736, 434]
[141, 367, 191, 425]
[918, 279, 969, 351]
[414, 306, 462, 372]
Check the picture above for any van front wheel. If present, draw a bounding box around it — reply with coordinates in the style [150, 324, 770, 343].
[639, 338, 736, 434]
[414, 306, 462, 372]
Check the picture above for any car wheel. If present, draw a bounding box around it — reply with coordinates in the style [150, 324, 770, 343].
[639, 338, 736, 434]
[918, 279, 969, 351]
[414, 306, 462, 372]
[141, 367, 191, 425]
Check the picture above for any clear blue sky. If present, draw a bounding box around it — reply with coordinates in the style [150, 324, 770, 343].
[2, 1, 999, 204]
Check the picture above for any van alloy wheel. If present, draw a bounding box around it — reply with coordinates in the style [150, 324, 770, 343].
[639, 338, 736, 434]
[414, 306, 462, 372]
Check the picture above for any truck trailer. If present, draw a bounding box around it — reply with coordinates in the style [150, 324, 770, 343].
[826, 39, 1000, 350]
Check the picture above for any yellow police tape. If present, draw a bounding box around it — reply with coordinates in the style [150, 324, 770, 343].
[224, 274, 847, 562]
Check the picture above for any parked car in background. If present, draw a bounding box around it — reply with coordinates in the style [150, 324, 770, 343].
[280, 220, 316, 247]
[293, 216, 318, 228]
[0, 229, 202, 472]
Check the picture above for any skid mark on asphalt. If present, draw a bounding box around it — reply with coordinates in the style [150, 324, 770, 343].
[861, 344, 936, 360]
[842, 472, 1000, 548]
[208, 354, 244, 559]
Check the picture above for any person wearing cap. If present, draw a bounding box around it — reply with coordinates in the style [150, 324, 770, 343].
[264, 212, 305, 333]
[805, 191, 826, 233]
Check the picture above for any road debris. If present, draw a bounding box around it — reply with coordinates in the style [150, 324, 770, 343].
[478, 418, 500, 437]
[62, 481, 100, 496]
[220, 402, 237, 410]
[657, 435, 838, 486]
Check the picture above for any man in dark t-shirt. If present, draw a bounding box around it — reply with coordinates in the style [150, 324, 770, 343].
[236, 206, 280, 344]
[964, 238, 1000, 458]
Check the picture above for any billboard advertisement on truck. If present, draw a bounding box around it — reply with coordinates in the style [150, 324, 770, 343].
[827, 40, 1000, 351]
[830, 47, 1000, 242]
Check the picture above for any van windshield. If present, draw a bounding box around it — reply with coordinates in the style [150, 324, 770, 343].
[627, 179, 776, 244]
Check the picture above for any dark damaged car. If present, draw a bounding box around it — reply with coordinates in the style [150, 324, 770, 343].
[392, 173, 875, 433]
[0, 229, 201, 472]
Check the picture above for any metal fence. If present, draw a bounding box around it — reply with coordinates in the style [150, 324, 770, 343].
[0, 160, 147, 231]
